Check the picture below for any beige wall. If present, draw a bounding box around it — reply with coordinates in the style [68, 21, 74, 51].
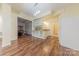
[42, 13, 59, 36]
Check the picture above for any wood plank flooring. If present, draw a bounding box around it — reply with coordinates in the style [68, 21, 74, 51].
[0, 36, 79, 56]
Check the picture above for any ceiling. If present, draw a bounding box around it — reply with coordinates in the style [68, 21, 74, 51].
[11, 3, 79, 19]
[18, 17, 31, 24]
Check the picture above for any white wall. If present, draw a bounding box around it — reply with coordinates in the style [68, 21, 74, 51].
[0, 16, 2, 38]
[0, 16, 2, 32]
[59, 7, 79, 50]
[2, 4, 12, 47]
[0, 6, 3, 38]
[11, 13, 17, 41]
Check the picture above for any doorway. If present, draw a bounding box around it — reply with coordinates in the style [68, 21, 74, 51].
[17, 17, 32, 38]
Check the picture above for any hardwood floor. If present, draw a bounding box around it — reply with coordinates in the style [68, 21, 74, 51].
[0, 36, 79, 56]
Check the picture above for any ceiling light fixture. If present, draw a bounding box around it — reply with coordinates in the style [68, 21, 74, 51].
[43, 21, 49, 26]
[33, 10, 40, 16]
